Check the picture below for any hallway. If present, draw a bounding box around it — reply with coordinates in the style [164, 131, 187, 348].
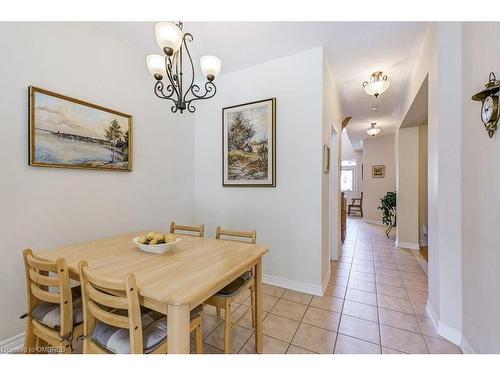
[199, 218, 462, 354]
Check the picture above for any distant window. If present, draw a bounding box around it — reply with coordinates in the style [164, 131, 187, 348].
[341, 168, 354, 192]
[341, 160, 357, 192]
[341, 160, 356, 167]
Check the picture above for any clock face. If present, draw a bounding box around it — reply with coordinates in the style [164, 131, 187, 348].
[482, 96, 494, 123]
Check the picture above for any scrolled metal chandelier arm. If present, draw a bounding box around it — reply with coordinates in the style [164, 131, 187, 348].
[148, 21, 220, 114]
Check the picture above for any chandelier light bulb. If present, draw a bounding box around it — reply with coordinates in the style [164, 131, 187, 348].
[363, 71, 390, 98]
[367, 123, 382, 136]
[200, 55, 222, 81]
[155, 22, 183, 56]
[146, 54, 167, 80]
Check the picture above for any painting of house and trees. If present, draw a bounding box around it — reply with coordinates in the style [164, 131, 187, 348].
[222, 98, 276, 187]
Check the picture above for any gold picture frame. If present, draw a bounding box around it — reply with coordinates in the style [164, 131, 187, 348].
[222, 98, 276, 187]
[372, 164, 385, 178]
[29, 86, 133, 172]
[323, 145, 331, 173]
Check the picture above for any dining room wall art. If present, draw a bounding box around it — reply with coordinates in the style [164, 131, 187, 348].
[29, 86, 133, 171]
[222, 98, 276, 187]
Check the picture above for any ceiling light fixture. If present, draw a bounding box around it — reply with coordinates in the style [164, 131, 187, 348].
[367, 122, 381, 137]
[147, 21, 221, 113]
[363, 71, 390, 98]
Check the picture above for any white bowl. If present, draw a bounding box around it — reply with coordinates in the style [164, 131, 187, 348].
[132, 236, 182, 254]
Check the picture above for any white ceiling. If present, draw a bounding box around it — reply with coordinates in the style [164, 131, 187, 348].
[105, 22, 429, 150]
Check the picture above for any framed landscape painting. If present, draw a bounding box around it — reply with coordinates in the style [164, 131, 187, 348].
[29, 86, 132, 171]
[222, 98, 276, 187]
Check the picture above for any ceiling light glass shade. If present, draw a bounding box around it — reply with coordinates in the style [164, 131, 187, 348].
[146, 54, 167, 78]
[363, 71, 390, 98]
[155, 22, 183, 54]
[200, 55, 222, 81]
[367, 123, 382, 136]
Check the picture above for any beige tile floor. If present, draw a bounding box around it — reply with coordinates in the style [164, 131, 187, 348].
[197, 218, 463, 354]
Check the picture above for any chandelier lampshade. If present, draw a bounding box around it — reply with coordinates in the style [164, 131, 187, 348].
[155, 22, 183, 56]
[200, 55, 222, 81]
[367, 123, 382, 136]
[363, 71, 390, 98]
[147, 21, 221, 113]
[146, 54, 167, 79]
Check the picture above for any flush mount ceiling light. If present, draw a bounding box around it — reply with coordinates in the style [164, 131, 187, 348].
[367, 122, 382, 137]
[363, 71, 390, 98]
[147, 21, 222, 113]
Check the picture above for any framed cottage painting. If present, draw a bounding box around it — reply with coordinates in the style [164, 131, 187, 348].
[372, 164, 385, 178]
[222, 98, 276, 187]
[29, 86, 132, 171]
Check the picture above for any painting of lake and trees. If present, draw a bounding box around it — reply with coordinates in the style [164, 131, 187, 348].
[29, 87, 132, 171]
[222, 98, 276, 187]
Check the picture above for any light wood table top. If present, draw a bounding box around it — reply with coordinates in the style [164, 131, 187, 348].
[36, 232, 269, 309]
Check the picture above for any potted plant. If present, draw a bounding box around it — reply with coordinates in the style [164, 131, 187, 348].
[378, 191, 396, 238]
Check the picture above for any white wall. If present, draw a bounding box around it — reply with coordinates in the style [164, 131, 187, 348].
[418, 125, 428, 245]
[461, 22, 500, 353]
[0, 23, 195, 341]
[192, 48, 327, 293]
[361, 134, 396, 224]
[400, 22, 463, 345]
[396, 127, 420, 248]
[322, 56, 343, 270]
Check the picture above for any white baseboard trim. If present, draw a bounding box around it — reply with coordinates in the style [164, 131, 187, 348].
[322, 269, 331, 295]
[410, 249, 428, 275]
[363, 218, 383, 226]
[0, 332, 24, 354]
[460, 336, 476, 354]
[396, 239, 420, 250]
[425, 301, 462, 347]
[263, 274, 323, 296]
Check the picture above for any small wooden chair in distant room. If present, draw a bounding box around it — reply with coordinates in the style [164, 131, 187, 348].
[348, 192, 363, 217]
[203, 226, 257, 353]
[170, 222, 205, 237]
[78, 260, 203, 354]
[22, 249, 84, 354]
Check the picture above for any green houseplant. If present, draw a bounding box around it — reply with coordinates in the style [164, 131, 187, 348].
[378, 191, 396, 237]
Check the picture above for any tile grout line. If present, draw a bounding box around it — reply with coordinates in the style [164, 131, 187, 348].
[333, 217, 358, 354]
[372, 230, 383, 354]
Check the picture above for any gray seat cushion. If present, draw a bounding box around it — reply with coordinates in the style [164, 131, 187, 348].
[92, 305, 202, 354]
[215, 271, 252, 297]
[32, 286, 83, 330]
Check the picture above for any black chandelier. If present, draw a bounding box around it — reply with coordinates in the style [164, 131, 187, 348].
[147, 21, 221, 113]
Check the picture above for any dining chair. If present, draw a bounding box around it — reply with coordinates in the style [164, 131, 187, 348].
[204, 226, 257, 353]
[348, 192, 363, 217]
[78, 260, 203, 354]
[169, 222, 205, 237]
[22, 248, 83, 354]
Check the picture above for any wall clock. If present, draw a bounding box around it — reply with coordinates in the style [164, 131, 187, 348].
[472, 72, 500, 138]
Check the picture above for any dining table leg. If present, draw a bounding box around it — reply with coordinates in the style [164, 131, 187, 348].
[167, 303, 191, 354]
[254, 258, 263, 353]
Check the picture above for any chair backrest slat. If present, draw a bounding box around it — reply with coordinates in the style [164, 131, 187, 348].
[170, 221, 205, 237]
[85, 282, 128, 310]
[216, 226, 257, 244]
[30, 283, 60, 304]
[87, 300, 130, 329]
[28, 268, 59, 287]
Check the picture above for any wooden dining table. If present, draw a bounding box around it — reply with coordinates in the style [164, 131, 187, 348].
[35, 232, 269, 354]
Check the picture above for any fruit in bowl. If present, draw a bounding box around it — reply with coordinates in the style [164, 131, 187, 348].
[137, 232, 177, 245]
[133, 232, 181, 254]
